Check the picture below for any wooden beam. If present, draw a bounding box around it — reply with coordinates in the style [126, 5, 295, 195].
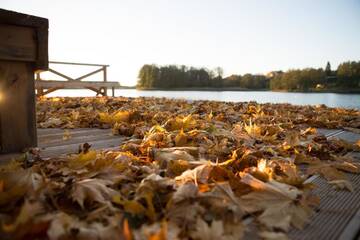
[103, 66, 107, 82]
[86, 87, 103, 96]
[0, 23, 36, 62]
[48, 68, 74, 81]
[36, 87, 61, 97]
[35, 26, 48, 70]
[102, 66, 108, 95]
[0, 61, 37, 153]
[49, 61, 109, 67]
[35, 72, 41, 80]
[74, 67, 103, 81]
[0, 9, 48, 71]
[35, 80, 120, 89]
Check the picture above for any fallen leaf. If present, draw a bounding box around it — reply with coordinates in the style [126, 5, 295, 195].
[62, 130, 72, 141]
[2, 200, 44, 232]
[190, 218, 224, 240]
[240, 173, 316, 231]
[71, 178, 117, 208]
[175, 164, 213, 185]
[328, 180, 354, 192]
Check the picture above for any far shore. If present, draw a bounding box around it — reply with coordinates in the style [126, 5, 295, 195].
[132, 87, 360, 94]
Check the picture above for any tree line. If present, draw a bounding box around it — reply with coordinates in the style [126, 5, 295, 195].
[137, 61, 360, 91]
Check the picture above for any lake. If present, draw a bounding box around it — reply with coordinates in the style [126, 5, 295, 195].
[47, 89, 360, 109]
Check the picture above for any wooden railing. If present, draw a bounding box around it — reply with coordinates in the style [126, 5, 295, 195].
[35, 61, 120, 97]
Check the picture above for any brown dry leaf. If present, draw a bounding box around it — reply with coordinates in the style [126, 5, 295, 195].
[47, 212, 123, 240]
[328, 180, 354, 192]
[200, 182, 245, 220]
[2, 200, 44, 232]
[112, 195, 146, 215]
[175, 164, 213, 185]
[190, 218, 224, 240]
[331, 155, 360, 173]
[172, 182, 198, 203]
[166, 159, 191, 177]
[307, 163, 347, 181]
[112, 110, 131, 123]
[150, 148, 196, 169]
[175, 129, 187, 146]
[294, 153, 321, 165]
[182, 114, 197, 131]
[133, 221, 180, 240]
[71, 178, 117, 208]
[135, 174, 174, 221]
[62, 130, 72, 141]
[283, 131, 300, 147]
[332, 161, 360, 174]
[259, 231, 289, 240]
[0, 168, 44, 205]
[39, 117, 62, 128]
[240, 174, 315, 231]
[98, 112, 112, 124]
[244, 120, 262, 138]
[271, 162, 306, 187]
[68, 150, 97, 169]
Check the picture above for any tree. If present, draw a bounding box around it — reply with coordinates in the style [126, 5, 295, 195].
[325, 61, 331, 77]
[214, 67, 223, 78]
[337, 61, 360, 88]
[270, 68, 325, 91]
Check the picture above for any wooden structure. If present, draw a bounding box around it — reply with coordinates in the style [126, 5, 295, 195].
[0, 8, 48, 153]
[35, 61, 121, 97]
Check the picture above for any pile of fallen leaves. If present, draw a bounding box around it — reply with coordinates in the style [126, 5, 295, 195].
[0, 97, 359, 240]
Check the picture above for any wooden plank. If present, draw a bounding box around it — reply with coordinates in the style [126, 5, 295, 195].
[37, 128, 101, 136]
[334, 131, 360, 143]
[38, 128, 109, 137]
[35, 80, 120, 88]
[75, 67, 104, 81]
[40, 134, 119, 148]
[103, 66, 107, 82]
[39, 130, 116, 148]
[49, 61, 109, 67]
[40, 138, 125, 158]
[0, 61, 37, 153]
[0, 24, 36, 62]
[35, 25, 48, 70]
[48, 68, 74, 81]
[0, 8, 48, 29]
[338, 207, 360, 240]
[0, 8, 48, 71]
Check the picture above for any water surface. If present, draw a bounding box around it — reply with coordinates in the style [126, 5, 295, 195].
[47, 89, 360, 109]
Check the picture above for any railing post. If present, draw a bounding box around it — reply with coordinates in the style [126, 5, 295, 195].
[103, 66, 108, 96]
[35, 72, 41, 80]
[103, 66, 107, 82]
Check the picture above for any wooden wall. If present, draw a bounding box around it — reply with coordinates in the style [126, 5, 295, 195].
[0, 61, 37, 152]
[0, 9, 48, 153]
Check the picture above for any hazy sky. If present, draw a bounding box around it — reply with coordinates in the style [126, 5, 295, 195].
[2, 0, 360, 86]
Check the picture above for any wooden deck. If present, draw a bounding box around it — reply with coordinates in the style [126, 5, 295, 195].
[0, 128, 125, 161]
[37, 128, 125, 158]
[0, 128, 359, 239]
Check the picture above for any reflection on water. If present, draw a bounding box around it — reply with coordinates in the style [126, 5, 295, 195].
[47, 89, 360, 109]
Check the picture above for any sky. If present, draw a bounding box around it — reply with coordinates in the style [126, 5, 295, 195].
[2, 0, 360, 86]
